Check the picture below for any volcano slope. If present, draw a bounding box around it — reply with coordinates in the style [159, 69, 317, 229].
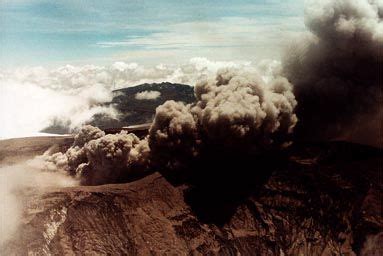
[1, 137, 382, 255]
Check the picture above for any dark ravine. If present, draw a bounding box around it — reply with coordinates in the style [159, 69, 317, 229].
[1, 138, 382, 255]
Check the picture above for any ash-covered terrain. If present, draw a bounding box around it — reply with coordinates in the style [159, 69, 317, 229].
[0, 137, 381, 255]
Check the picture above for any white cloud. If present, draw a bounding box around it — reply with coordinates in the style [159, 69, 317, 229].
[0, 65, 118, 138]
[135, 90, 161, 100]
[97, 16, 305, 62]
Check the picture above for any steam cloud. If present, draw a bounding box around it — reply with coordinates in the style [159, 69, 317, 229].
[283, 0, 383, 144]
[0, 161, 77, 246]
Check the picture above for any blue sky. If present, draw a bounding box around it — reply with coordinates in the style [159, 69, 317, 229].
[0, 0, 305, 67]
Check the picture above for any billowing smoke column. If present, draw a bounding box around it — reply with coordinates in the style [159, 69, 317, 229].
[283, 0, 383, 143]
[41, 125, 150, 185]
[78, 132, 150, 185]
[43, 67, 297, 185]
[149, 68, 297, 171]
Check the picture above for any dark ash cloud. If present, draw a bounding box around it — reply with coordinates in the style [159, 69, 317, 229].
[283, 0, 382, 145]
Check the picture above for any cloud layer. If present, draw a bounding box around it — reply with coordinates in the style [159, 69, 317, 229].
[0, 58, 280, 139]
[97, 16, 305, 63]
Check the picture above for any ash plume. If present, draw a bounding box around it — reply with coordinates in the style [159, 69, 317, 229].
[149, 68, 297, 171]
[41, 125, 150, 185]
[283, 0, 383, 144]
[149, 100, 200, 170]
[73, 124, 106, 147]
[78, 132, 150, 185]
[37, 125, 106, 175]
[42, 67, 297, 185]
[145, 68, 298, 219]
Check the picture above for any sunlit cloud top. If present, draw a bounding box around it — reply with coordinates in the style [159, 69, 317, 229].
[0, 0, 305, 67]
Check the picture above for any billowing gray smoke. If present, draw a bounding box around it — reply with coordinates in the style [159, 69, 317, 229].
[43, 68, 297, 184]
[283, 0, 382, 144]
[41, 125, 150, 185]
[78, 132, 150, 185]
[149, 68, 297, 170]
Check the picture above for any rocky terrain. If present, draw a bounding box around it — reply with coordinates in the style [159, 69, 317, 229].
[0, 137, 381, 255]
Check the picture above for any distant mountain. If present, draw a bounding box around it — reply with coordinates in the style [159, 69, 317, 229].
[42, 82, 195, 133]
[108, 82, 195, 127]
